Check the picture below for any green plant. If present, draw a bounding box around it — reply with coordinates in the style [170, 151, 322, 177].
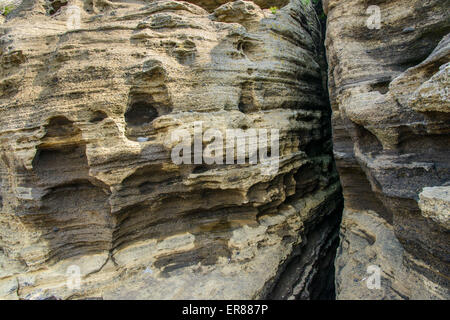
[269, 6, 278, 14]
[301, 0, 327, 23]
[2, 5, 13, 16]
[302, 0, 321, 6]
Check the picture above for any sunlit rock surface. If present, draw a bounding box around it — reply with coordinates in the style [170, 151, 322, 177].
[0, 0, 342, 299]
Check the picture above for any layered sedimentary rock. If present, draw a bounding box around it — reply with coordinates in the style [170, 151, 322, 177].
[324, 0, 450, 299]
[0, 0, 341, 299]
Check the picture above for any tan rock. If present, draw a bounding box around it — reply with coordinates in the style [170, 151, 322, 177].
[335, 209, 448, 300]
[419, 186, 450, 229]
[0, 0, 341, 299]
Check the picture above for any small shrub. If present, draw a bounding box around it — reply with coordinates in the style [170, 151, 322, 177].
[270, 6, 278, 14]
[2, 5, 13, 16]
[1, 0, 21, 16]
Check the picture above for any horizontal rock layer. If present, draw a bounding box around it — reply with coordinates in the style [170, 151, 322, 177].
[324, 0, 450, 299]
[0, 0, 342, 299]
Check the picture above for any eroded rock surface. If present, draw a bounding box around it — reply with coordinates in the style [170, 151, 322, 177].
[0, 0, 341, 299]
[325, 0, 450, 299]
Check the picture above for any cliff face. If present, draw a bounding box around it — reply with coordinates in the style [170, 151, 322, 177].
[324, 0, 449, 299]
[0, 0, 342, 299]
[2, 0, 447, 301]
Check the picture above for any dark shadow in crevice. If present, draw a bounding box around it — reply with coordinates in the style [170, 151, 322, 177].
[46, 0, 68, 15]
[125, 101, 159, 127]
[90, 110, 108, 123]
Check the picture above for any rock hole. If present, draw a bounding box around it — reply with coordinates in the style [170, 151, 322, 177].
[193, 165, 210, 174]
[239, 40, 260, 61]
[40, 179, 111, 262]
[45, 0, 68, 15]
[370, 80, 390, 94]
[125, 62, 172, 140]
[30, 140, 112, 264]
[238, 81, 257, 113]
[354, 124, 383, 154]
[44, 116, 80, 139]
[125, 101, 159, 127]
[33, 145, 89, 184]
[90, 111, 108, 123]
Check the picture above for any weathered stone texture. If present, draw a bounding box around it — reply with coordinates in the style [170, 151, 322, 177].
[325, 0, 450, 299]
[0, 0, 341, 299]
